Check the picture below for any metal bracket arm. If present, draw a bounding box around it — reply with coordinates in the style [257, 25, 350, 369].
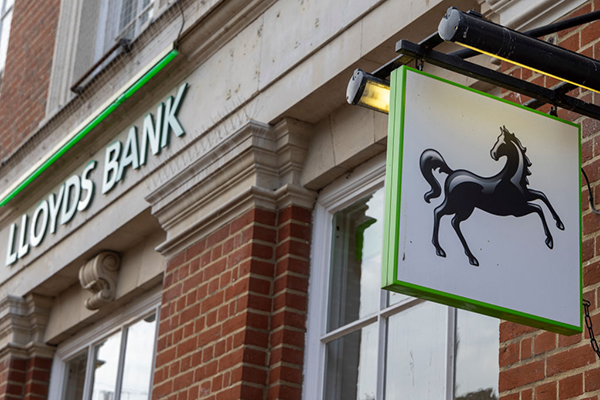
[394, 40, 600, 121]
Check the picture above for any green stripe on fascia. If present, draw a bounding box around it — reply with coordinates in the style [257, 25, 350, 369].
[0, 48, 179, 207]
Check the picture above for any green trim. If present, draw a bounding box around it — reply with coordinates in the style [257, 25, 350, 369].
[382, 65, 583, 336]
[383, 279, 580, 335]
[579, 123, 583, 331]
[0, 49, 179, 207]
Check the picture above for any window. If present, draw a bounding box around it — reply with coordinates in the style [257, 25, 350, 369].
[118, 0, 155, 43]
[47, 0, 167, 113]
[0, 0, 13, 92]
[48, 293, 160, 400]
[72, 0, 159, 90]
[304, 154, 499, 400]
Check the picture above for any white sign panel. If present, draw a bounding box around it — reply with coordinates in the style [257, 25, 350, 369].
[382, 66, 582, 335]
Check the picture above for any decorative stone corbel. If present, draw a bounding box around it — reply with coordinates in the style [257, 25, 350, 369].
[273, 118, 317, 209]
[79, 251, 121, 310]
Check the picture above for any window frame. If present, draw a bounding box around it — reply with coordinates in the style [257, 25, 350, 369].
[48, 288, 161, 400]
[303, 152, 461, 400]
[0, 0, 14, 91]
[116, 0, 156, 43]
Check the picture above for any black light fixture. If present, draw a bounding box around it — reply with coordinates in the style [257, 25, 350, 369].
[438, 7, 600, 93]
[346, 69, 390, 113]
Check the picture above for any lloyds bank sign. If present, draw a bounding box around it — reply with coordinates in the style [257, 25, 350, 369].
[4, 83, 189, 266]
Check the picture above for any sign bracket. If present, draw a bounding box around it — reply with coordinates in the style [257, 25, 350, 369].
[378, 39, 600, 121]
[371, 10, 600, 121]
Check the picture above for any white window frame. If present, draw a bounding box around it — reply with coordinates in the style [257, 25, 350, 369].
[303, 152, 460, 400]
[48, 288, 161, 400]
[0, 0, 14, 91]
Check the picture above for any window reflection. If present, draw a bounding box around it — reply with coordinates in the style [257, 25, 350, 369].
[120, 313, 157, 400]
[455, 310, 499, 400]
[64, 351, 88, 400]
[385, 302, 447, 400]
[324, 324, 378, 400]
[90, 331, 121, 400]
[327, 190, 385, 332]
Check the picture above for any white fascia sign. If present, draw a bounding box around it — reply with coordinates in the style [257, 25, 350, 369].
[382, 66, 582, 335]
[5, 83, 189, 267]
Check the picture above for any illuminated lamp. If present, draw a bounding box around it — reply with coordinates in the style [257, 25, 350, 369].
[346, 69, 391, 113]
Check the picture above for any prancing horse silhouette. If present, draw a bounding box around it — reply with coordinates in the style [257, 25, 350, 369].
[419, 126, 564, 266]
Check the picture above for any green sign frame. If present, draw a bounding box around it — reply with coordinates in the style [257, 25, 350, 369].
[382, 65, 582, 335]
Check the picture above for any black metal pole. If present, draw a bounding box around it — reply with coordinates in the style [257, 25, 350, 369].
[450, 10, 600, 59]
[439, 7, 600, 92]
[396, 40, 600, 120]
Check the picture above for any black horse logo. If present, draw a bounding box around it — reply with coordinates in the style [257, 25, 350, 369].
[419, 126, 564, 266]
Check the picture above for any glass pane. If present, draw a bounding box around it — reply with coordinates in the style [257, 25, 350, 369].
[119, 0, 137, 32]
[120, 24, 135, 41]
[138, 7, 153, 28]
[455, 310, 499, 400]
[324, 323, 378, 400]
[385, 302, 447, 400]
[327, 188, 385, 331]
[0, 8, 12, 72]
[64, 351, 88, 400]
[388, 291, 410, 306]
[90, 331, 122, 400]
[120, 313, 158, 400]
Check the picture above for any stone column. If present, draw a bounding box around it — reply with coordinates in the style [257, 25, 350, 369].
[0, 294, 54, 400]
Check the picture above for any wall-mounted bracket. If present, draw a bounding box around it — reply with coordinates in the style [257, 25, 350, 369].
[367, 9, 600, 121]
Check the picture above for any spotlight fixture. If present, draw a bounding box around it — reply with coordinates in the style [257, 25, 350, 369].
[438, 7, 600, 93]
[346, 69, 390, 113]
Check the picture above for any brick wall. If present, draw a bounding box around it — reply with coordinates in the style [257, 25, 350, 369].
[0, 0, 60, 161]
[499, 2, 600, 399]
[23, 357, 51, 400]
[152, 205, 312, 400]
[0, 355, 52, 400]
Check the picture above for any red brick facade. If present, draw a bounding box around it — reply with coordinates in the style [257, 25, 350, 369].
[498, 2, 600, 399]
[0, 0, 60, 161]
[0, 356, 52, 400]
[4, 0, 600, 399]
[152, 205, 312, 400]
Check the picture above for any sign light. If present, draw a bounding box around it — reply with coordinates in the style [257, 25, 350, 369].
[439, 7, 600, 94]
[382, 66, 582, 335]
[346, 69, 390, 113]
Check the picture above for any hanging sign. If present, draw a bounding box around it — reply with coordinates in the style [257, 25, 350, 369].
[382, 66, 582, 335]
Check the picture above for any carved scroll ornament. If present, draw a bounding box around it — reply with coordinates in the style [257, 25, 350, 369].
[79, 251, 121, 310]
